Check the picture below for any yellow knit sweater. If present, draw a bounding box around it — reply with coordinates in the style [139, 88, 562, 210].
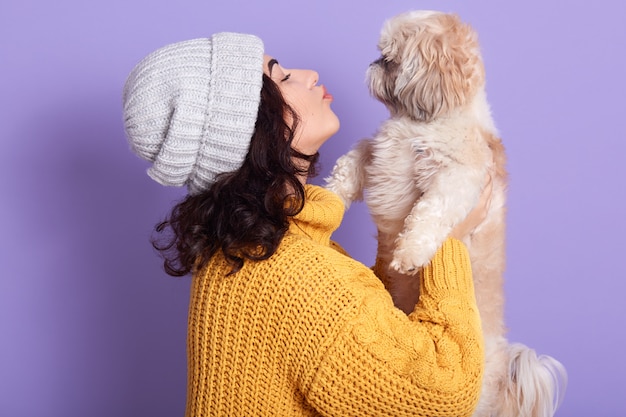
[185, 185, 484, 417]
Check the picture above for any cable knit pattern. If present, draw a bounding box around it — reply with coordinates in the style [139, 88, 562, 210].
[185, 185, 484, 417]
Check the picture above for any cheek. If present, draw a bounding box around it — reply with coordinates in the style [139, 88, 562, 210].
[286, 96, 311, 120]
[280, 86, 304, 112]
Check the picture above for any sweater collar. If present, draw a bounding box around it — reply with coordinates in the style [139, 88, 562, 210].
[288, 185, 345, 246]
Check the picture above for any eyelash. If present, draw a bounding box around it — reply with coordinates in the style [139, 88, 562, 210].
[281, 73, 291, 82]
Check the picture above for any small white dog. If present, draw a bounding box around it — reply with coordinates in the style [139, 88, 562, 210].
[326, 10, 566, 417]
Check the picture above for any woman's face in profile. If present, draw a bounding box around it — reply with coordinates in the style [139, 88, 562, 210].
[263, 54, 340, 155]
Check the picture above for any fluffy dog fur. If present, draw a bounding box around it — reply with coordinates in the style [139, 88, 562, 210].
[325, 10, 567, 417]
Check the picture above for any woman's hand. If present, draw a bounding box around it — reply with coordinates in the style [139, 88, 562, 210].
[450, 173, 493, 241]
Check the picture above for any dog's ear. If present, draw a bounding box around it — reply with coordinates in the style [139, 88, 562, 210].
[395, 14, 484, 121]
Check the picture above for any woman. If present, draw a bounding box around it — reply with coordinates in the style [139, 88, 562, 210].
[123, 32, 488, 417]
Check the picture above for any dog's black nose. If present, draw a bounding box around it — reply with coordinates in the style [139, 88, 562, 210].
[371, 56, 385, 67]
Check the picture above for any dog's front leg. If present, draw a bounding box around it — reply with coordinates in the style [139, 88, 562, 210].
[324, 139, 372, 209]
[390, 165, 483, 274]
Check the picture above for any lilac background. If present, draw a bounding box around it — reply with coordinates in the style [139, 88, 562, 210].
[1, 0, 625, 416]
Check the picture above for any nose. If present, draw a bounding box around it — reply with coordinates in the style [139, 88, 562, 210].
[308, 70, 319, 87]
[371, 56, 384, 66]
[293, 69, 318, 88]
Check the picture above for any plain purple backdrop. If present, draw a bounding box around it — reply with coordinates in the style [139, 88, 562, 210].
[1, 0, 625, 416]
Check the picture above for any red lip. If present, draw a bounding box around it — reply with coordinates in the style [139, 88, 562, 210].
[322, 85, 333, 101]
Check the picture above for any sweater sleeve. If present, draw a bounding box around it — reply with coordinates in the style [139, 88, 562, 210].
[303, 238, 484, 417]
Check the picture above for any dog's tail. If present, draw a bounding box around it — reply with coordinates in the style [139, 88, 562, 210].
[499, 343, 568, 417]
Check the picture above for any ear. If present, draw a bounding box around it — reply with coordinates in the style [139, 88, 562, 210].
[393, 32, 440, 120]
[395, 14, 484, 121]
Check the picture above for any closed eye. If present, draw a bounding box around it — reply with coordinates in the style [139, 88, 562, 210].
[281, 73, 291, 82]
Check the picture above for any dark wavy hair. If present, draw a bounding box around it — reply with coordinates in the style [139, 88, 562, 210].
[152, 74, 319, 277]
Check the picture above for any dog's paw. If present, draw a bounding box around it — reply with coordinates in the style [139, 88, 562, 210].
[390, 248, 427, 275]
[324, 154, 363, 209]
[390, 253, 418, 275]
[324, 177, 354, 209]
[390, 235, 437, 274]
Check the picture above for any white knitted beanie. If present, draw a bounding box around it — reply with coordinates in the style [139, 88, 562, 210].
[122, 32, 264, 195]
